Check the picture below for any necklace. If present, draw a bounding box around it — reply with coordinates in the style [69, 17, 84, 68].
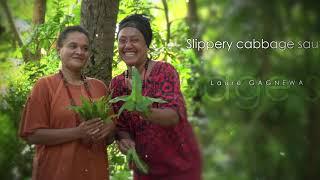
[59, 70, 93, 105]
[59, 70, 93, 124]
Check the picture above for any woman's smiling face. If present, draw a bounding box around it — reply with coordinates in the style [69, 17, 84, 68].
[118, 27, 148, 67]
[58, 32, 89, 71]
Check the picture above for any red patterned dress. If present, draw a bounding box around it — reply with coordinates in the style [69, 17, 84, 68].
[110, 61, 202, 180]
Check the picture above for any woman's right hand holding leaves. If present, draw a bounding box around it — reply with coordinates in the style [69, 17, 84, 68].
[77, 118, 104, 144]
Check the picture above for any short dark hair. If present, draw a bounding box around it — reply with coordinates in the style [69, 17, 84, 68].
[56, 25, 89, 48]
[118, 14, 153, 47]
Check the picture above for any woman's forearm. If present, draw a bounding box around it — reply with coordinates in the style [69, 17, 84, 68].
[117, 131, 131, 140]
[26, 127, 83, 146]
[105, 129, 115, 145]
[145, 108, 179, 126]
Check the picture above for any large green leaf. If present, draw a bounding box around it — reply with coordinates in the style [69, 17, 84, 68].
[110, 67, 166, 117]
[109, 95, 130, 103]
[69, 95, 113, 123]
[127, 148, 149, 174]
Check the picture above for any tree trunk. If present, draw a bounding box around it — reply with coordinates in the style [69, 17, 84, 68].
[0, 0, 33, 62]
[80, 0, 119, 85]
[304, 34, 320, 180]
[32, 0, 46, 24]
[186, 0, 203, 117]
[0, 0, 23, 48]
[187, 0, 202, 57]
[161, 0, 170, 45]
[302, 3, 320, 179]
[32, 0, 46, 61]
[0, 24, 5, 36]
[305, 100, 320, 180]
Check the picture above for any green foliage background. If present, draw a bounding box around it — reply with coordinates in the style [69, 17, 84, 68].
[1, 0, 320, 180]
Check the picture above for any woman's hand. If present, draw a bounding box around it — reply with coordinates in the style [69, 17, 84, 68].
[77, 118, 104, 143]
[91, 122, 116, 143]
[117, 138, 135, 154]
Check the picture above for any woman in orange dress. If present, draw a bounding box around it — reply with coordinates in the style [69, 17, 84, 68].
[19, 26, 114, 180]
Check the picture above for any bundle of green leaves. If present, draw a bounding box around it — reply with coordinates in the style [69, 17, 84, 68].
[69, 95, 114, 122]
[127, 148, 149, 174]
[110, 67, 166, 116]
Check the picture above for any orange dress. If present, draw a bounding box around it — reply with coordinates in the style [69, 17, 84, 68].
[19, 73, 109, 180]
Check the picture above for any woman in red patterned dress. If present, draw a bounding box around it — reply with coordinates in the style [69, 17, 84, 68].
[110, 14, 202, 180]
